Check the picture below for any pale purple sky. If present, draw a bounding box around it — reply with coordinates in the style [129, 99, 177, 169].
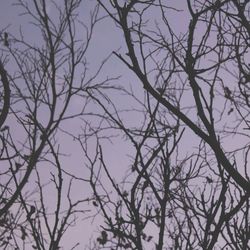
[0, 1, 139, 248]
[1, 1, 244, 249]
[0, 1, 206, 248]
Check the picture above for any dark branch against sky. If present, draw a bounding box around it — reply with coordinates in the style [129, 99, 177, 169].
[1, 1, 250, 249]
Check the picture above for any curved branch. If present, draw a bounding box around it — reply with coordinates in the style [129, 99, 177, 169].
[0, 61, 10, 128]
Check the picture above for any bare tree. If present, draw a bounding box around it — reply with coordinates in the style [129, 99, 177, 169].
[2, 0, 250, 249]
[81, 0, 250, 249]
[0, 0, 101, 249]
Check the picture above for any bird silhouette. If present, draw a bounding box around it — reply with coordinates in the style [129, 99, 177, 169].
[27, 205, 36, 219]
[224, 86, 232, 99]
[3, 32, 9, 47]
[206, 177, 213, 183]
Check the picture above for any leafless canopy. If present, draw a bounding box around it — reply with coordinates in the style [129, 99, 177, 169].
[84, 0, 250, 249]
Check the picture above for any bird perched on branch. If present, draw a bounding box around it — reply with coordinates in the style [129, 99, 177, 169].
[206, 176, 213, 183]
[3, 32, 9, 47]
[224, 86, 232, 100]
[27, 205, 36, 219]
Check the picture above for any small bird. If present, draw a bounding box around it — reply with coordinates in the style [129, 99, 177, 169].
[224, 87, 232, 99]
[227, 108, 234, 115]
[3, 32, 9, 47]
[206, 177, 213, 183]
[14, 162, 22, 173]
[92, 200, 98, 207]
[97, 231, 108, 245]
[27, 205, 36, 219]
